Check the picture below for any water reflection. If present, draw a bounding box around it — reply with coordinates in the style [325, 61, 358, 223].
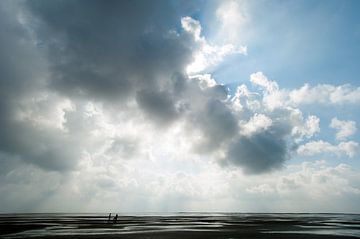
[1, 213, 359, 238]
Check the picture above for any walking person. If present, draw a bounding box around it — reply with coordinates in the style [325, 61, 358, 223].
[113, 214, 118, 224]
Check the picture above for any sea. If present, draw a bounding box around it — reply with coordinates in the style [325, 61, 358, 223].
[1, 213, 360, 238]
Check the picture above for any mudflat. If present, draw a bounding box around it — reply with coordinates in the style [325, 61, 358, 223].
[1, 213, 360, 238]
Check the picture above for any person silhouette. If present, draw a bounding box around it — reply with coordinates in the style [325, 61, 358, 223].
[108, 213, 111, 223]
[113, 214, 118, 224]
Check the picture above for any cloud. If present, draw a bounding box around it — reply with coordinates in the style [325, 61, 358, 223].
[291, 112, 320, 141]
[240, 113, 272, 136]
[297, 140, 359, 158]
[0, 1, 84, 171]
[26, 0, 197, 102]
[289, 84, 360, 105]
[0, 0, 359, 184]
[330, 117, 357, 141]
[277, 161, 360, 200]
[136, 90, 179, 125]
[239, 161, 360, 212]
[250, 72, 279, 94]
[246, 184, 275, 194]
[226, 131, 289, 174]
[181, 16, 202, 41]
[250, 72, 287, 110]
[1, 0, 360, 213]
[215, 0, 248, 44]
[190, 98, 239, 153]
[182, 16, 247, 74]
[3, 148, 359, 213]
[248, 72, 360, 110]
[0, 0, 216, 172]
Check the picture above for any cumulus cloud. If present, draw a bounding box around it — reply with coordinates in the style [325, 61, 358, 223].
[0, 0, 360, 213]
[226, 131, 289, 174]
[330, 117, 357, 141]
[248, 72, 360, 110]
[289, 84, 360, 105]
[183, 16, 247, 74]
[215, 0, 248, 44]
[291, 112, 320, 141]
[0, 0, 211, 170]
[237, 161, 360, 212]
[250, 72, 279, 94]
[277, 161, 360, 200]
[297, 140, 359, 158]
[240, 113, 272, 136]
[246, 184, 275, 194]
[250, 72, 287, 110]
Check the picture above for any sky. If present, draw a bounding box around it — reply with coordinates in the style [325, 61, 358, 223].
[0, 0, 360, 213]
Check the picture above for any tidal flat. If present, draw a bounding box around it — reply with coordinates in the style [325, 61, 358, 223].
[1, 213, 360, 238]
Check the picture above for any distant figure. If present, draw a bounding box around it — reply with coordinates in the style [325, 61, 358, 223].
[113, 214, 118, 224]
[108, 213, 112, 223]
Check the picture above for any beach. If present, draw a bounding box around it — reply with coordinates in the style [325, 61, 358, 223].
[1, 213, 360, 238]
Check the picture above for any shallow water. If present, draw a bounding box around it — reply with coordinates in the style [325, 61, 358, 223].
[1, 213, 360, 238]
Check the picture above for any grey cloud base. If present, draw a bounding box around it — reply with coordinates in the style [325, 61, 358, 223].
[227, 132, 288, 174]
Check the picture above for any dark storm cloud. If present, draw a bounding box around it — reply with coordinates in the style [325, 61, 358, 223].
[226, 131, 289, 174]
[26, 0, 196, 101]
[192, 99, 238, 152]
[221, 106, 298, 173]
[0, 1, 79, 171]
[136, 90, 179, 125]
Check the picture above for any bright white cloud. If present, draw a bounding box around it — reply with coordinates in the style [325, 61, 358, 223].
[182, 16, 247, 74]
[250, 72, 279, 94]
[330, 117, 357, 141]
[15, 92, 75, 131]
[189, 74, 217, 89]
[3, 156, 359, 213]
[248, 72, 360, 110]
[297, 140, 359, 158]
[231, 84, 261, 112]
[181, 16, 202, 41]
[291, 110, 320, 141]
[276, 161, 360, 199]
[250, 72, 287, 110]
[241, 113, 272, 136]
[289, 83, 360, 105]
[246, 184, 275, 194]
[215, 0, 248, 44]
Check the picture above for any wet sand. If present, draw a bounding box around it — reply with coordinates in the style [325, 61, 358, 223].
[1, 213, 360, 238]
